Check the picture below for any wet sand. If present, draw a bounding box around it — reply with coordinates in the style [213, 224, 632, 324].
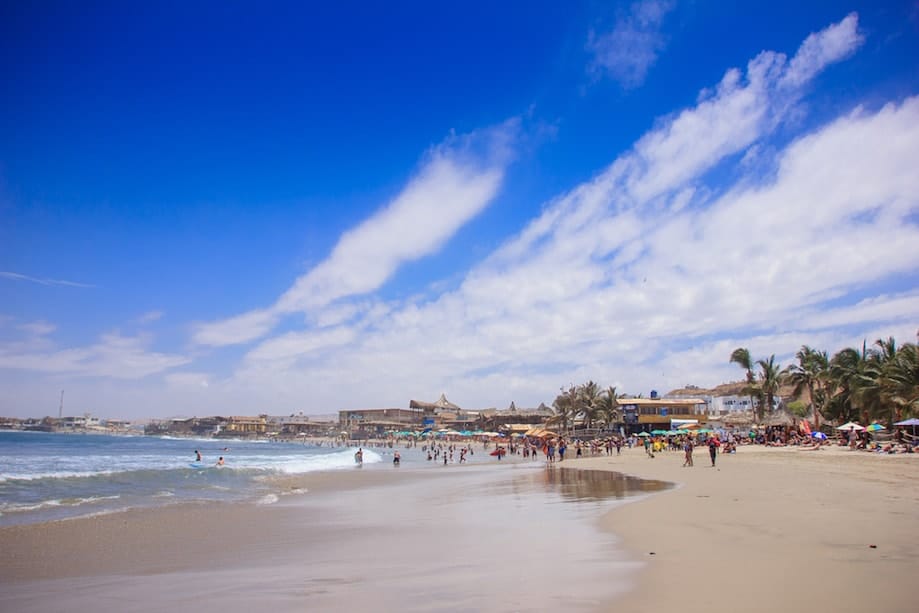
[0, 461, 664, 613]
[2, 445, 916, 612]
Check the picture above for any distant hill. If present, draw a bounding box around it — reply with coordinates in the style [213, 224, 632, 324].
[667, 381, 798, 398]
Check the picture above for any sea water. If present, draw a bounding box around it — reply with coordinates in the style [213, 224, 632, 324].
[0, 431, 431, 526]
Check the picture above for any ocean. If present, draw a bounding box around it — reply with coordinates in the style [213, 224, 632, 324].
[0, 431, 442, 526]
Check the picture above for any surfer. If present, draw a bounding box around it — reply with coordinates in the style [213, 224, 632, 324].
[194, 450, 202, 462]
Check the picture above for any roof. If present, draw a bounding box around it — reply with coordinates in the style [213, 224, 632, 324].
[410, 393, 461, 411]
[619, 398, 706, 407]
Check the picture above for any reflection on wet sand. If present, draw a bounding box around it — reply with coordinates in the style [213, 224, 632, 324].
[480, 465, 673, 504]
[541, 467, 672, 501]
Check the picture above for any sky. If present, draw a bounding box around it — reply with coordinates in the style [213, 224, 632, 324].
[2, 1, 918, 419]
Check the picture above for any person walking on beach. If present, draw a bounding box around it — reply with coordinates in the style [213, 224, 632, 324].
[683, 438, 694, 467]
[708, 436, 719, 467]
[393, 451, 400, 466]
[355, 448, 363, 465]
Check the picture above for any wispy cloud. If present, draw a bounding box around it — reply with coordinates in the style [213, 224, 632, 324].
[587, 0, 675, 89]
[193, 120, 519, 347]
[137, 311, 164, 324]
[0, 332, 190, 379]
[0, 271, 95, 288]
[18, 320, 57, 336]
[220, 14, 918, 412]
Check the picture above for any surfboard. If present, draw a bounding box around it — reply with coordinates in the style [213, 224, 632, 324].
[188, 462, 206, 469]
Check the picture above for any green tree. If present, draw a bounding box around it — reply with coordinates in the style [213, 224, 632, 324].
[549, 385, 578, 434]
[595, 386, 622, 430]
[577, 380, 603, 430]
[784, 345, 829, 430]
[730, 347, 761, 421]
[756, 355, 783, 422]
[828, 343, 871, 423]
[885, 342, 919, 420]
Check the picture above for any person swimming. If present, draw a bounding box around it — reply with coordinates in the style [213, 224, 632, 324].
[216, 456, 225, 467]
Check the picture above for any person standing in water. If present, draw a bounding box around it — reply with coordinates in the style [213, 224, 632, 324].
[216, 456, 225, 467]
[355, 448, 363, 464]
[194, 450, 202, 462]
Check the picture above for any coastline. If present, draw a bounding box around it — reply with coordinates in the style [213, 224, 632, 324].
[572, 445, 919, 612]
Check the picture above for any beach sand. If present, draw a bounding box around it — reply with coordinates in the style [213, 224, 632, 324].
[1, 445, 916, 612]
[580, 444, 919, 612]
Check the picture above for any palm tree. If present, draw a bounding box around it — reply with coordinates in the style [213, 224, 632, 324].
[885, 343, 919, 420]
[577, 380, 603, 431]
[730, 347, 761, 421]
[756, 355, 783, 422]
[595, 386, 622, 431]
[549, 386, 578, 435]
[828, 343, 871, 423]
[784, 345, 829, 430]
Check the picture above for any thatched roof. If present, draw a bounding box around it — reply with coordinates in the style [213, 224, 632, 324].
[763, 410, 796, 427]
[409, 393, 461, 411]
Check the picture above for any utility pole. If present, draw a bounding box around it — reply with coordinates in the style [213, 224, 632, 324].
[59, 390, 64, 419]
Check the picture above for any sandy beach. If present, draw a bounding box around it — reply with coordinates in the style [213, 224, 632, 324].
[1, 444, 917, 612]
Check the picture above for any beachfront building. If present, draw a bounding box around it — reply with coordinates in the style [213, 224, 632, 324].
[221, 415, 268, 437]
[478, 402, 553, 432]
[338, 407, 427, 438]
[620, 397, 708, 433]
[272, 414, 337, 437]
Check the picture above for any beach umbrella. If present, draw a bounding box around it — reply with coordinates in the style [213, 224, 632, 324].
[651, 429, 668, 435]
[865, 423, 885, 432]
[811, 432, 828, 440]
[637, 432, 651, 437]
[677, 423, 700, 430]
[835, 422, 864, 431]
[894, 418, 919, 426]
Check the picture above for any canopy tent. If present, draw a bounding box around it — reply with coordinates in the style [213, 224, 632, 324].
[836, 421, 865, 431]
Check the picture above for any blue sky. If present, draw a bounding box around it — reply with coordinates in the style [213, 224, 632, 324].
[2, 1, 918, 419]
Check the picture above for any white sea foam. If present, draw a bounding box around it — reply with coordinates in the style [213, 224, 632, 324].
[0, 494, 121, 514]
[255, 494, 279, 505]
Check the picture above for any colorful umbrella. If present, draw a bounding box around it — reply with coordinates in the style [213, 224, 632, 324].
[811, 431, 828, 440]
[865, 423, 885, 432]
[836, 421, 864, 431]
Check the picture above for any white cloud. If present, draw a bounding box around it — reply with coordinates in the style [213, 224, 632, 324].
[192, 120, 518, 347]
[587, 0, 674, 88]
[0, 332, 190, 379]
[225, 14, 919, 412]
[5, 14, 913, 419]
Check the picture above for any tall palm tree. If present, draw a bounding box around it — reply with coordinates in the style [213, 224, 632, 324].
[549, 386, 578, 434]
[595, 386, 622, 431]
[828, 343, 871, 423]
[784, 345, 829, 430]
[756, 355, 782, 422]
[577, 380, 603, 431]
[886, 343, 919, 420]
[730, 347, 760, 421]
